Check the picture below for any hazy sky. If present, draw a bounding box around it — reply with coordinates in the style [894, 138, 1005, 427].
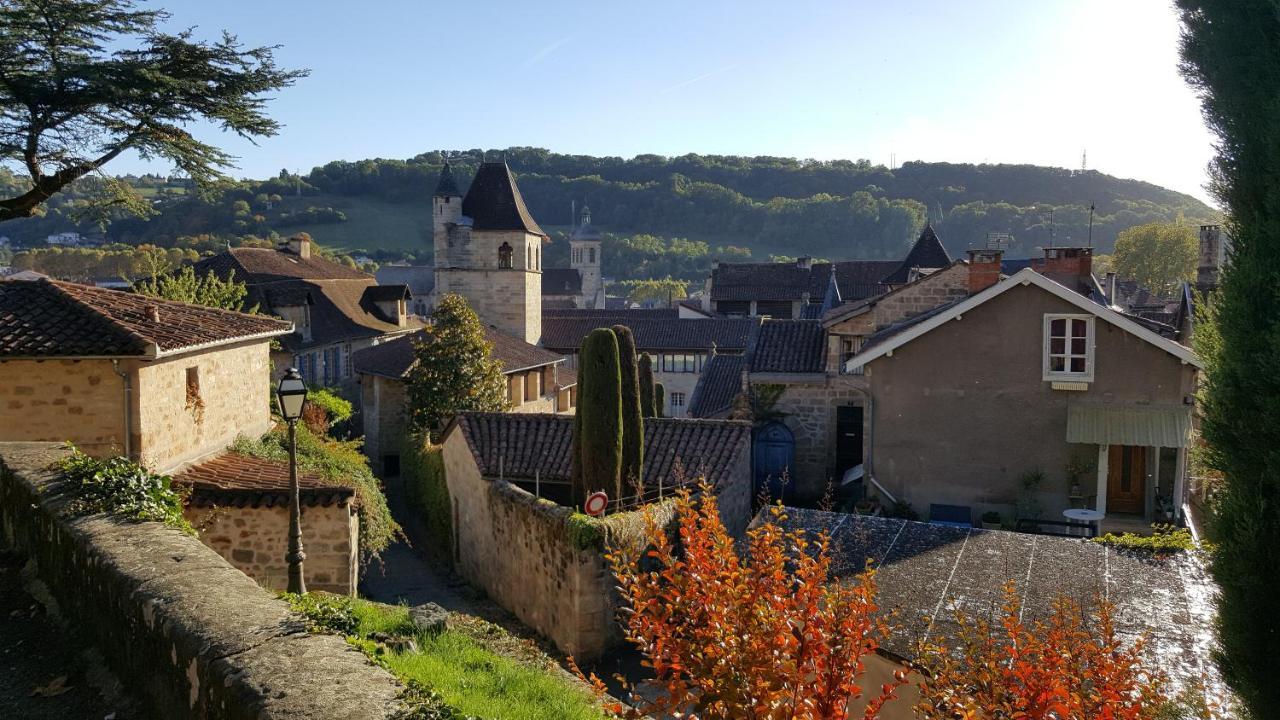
[109, 0, 1218, 205]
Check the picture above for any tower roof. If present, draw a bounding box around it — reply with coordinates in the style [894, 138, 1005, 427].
[434, 161, 461, 197]
[570, 204, 601, 241]
[461, 162, 546, 236]
[882, 222, 952, 284]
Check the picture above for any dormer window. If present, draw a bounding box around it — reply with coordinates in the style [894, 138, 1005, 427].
[498, 242, 513, 269]
[1043, 314, 1094, 382]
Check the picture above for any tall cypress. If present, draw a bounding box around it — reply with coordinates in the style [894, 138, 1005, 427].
[613, 325, 644, 493]
[1178, 2, 1280, 712]
[638, 353, 657, 418]
[573, 328, 624, 503]
[654, 382, 666, 418]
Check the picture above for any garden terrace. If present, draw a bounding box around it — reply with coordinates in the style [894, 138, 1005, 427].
[770, 507, 1229, 709]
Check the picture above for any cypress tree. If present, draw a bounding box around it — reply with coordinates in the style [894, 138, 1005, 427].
[613, 325, 644, 493]
[1178, 2, 1280, 712]
[638, 353, 657, 418]
[654, 382, 666, 418]
[573, 328, 624, 503]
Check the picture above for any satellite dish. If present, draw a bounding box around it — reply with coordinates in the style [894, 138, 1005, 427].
[584, 491, 608, 517]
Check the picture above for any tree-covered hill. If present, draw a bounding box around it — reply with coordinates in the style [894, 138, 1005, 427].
[0, 148, 1218, 272]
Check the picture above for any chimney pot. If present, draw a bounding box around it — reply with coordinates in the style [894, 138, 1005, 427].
[145, 304, 160, 323]
[796, 256, 813, 270]
[287, 234, 312, 259]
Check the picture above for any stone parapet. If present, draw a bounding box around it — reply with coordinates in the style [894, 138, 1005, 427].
[0, 442, 403, 719]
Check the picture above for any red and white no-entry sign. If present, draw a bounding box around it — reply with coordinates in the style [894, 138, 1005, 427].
[583, 491, 608, 517]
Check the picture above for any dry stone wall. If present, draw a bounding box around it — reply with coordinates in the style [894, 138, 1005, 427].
[0, 442, 403, 720]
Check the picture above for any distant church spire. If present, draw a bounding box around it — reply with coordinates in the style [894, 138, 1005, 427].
[434, 159, 461, 198]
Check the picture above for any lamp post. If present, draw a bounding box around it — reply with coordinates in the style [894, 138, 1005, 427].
[276, 368, 309, 595]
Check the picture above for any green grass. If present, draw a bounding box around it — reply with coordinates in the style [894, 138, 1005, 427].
[286, 594, 604, 720]
[274, 194, 435, 253]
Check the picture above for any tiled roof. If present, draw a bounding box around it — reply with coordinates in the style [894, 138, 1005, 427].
[192, 246, 371, 283]
[0, 278, 291, 358]
[688, 353, 745, 418]
[353, 326, 564, 380]
[710, 260, 901, 303]
[461, 162, 546, 236]
[276, 280, 422, 352]
[747, 319, 827, 373]
[542, 268, 582, 295]
[882, 223, 953, 285]
[362, 284, 410, 302]
[544, 308, 678, 319]
[855, 298, 963, 356]
[434, 161, 462, 197]
[451, 412, 750, 489]
[174, 452, 355, 508]
[540, 312, 753, 352]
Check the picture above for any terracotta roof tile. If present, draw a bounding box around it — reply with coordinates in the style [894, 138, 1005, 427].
[0, 279, 291, 358]
[174, 452, 354, 508]
[452, 412, 751, 489]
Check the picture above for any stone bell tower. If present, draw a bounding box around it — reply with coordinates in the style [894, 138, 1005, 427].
[569, 205, 604, 309]
[432, 161, 545, 344]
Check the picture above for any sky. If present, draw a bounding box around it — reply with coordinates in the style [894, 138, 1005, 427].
[109, 0, 1218, 205]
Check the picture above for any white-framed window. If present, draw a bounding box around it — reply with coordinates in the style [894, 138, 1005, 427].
[670, 392, 686, 408]
[660, 353, 702, 373]
[1043, 314, 1095, 382]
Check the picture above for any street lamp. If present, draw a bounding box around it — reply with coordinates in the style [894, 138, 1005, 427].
[276, 368, 309, 595]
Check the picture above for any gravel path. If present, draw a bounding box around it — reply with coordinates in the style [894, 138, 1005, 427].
[0, 552, 139, 720]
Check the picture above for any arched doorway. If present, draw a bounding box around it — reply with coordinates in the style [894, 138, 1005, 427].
[753, 422, 795, 502]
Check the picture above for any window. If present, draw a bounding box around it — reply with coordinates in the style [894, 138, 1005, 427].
[661, 353, 700, 373]
[343, 344, 353, 379]
[1043, 314, 1094, 381]
[839, 336, 865, 375]
[588, 247, 596, 264]
[670, 392, 686, 408]
[527, 244, 533, 269]
[498, 242, 513, 269]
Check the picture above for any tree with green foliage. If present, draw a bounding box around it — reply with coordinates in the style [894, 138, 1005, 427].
[405, 294, 508, 440]
[638, 353, 657, 418]
[1112, 222, 1198, 295]
[1178, 1, 1280, 714]
[135, 266, 255, 312]
[654, 382, 666, 418]
[572, 328, 623, 505]
[612, 277, 689, 306]
[0, 0, 305, 222]
[612, 325, 644, 492]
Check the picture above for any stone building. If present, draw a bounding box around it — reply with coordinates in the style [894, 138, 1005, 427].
[192, 233, 422, 393]
[439, 411, 752, 659]
[352, 326, 576, 474]
[432, 161, 545, 345]
[542, 205, 605, 310]
[175, 452, 359, 595]
[0, 278, 291, 472]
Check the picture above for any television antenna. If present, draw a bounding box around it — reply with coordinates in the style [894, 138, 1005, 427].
[985, 232, 1013, 251]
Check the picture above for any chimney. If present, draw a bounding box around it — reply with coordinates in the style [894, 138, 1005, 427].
[287, 233, 312, 259]
[1031, 247, 1093, 292]
[1198, 225, 1229, 290]
[796, 256, 813, 270]
[1105, 272, 1118, 305]
[145, 304, 160, 323]
[966, 248, 1003, 293]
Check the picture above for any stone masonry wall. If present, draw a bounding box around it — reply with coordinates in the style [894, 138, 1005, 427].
[441, 428, 752, 660]
[133, 340, 275, 473]
[760, 374, 872, 498]
[0, 358, 126, 457]
[0, 442, 402, 719]
[184, 501, 359, 596]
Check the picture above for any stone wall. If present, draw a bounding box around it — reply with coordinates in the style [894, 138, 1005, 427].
[0, 358, 126, 457]
[362, 374, 409, 473]
[133, 340, 275, 473]
[754, 373, 872, 498]
[441, 429, 752, 660]
[435, 229, 543, 344]
[0, 442, 402, 719]
[184, 501, 359, 596]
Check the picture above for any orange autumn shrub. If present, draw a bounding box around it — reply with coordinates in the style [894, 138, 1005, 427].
[575, 486, 906, 719]
[913, 581, 1167, 719]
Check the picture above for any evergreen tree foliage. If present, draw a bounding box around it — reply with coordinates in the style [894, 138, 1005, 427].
[654, 382, 666, 418]
[405, 294, 508, 441]
[612, 325, 644, 492]
[135, 266, 255, 312]
[1178, 1, 1280, 713]
[573, 328, 623, 504]
[638, 353, 657, 418]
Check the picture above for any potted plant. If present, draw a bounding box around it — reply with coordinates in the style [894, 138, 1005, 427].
[981, 510, 1002, 530]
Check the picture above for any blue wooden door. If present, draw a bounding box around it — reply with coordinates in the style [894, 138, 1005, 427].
[753, 422, 795, 502]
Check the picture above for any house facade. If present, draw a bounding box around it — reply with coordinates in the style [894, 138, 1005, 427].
[0, 278, 291, 472]
[352, 326, 576, 474]
[192, 233, 422, 394]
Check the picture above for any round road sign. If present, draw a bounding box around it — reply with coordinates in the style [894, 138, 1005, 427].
[583, 491, 608, 517]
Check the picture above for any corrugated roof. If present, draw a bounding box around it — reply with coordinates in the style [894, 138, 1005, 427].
[1066, 403, 1193, 448]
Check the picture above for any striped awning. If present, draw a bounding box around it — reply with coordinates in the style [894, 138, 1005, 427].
[1066, 404, 1193, 448]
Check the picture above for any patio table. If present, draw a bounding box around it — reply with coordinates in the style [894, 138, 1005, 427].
[1062, 508, 1105, 537]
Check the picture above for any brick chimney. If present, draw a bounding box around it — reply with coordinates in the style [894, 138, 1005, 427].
[1031, 247, 1093, 292]
[286, 233, 311, 259]
[966, 248, 1003, 293]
